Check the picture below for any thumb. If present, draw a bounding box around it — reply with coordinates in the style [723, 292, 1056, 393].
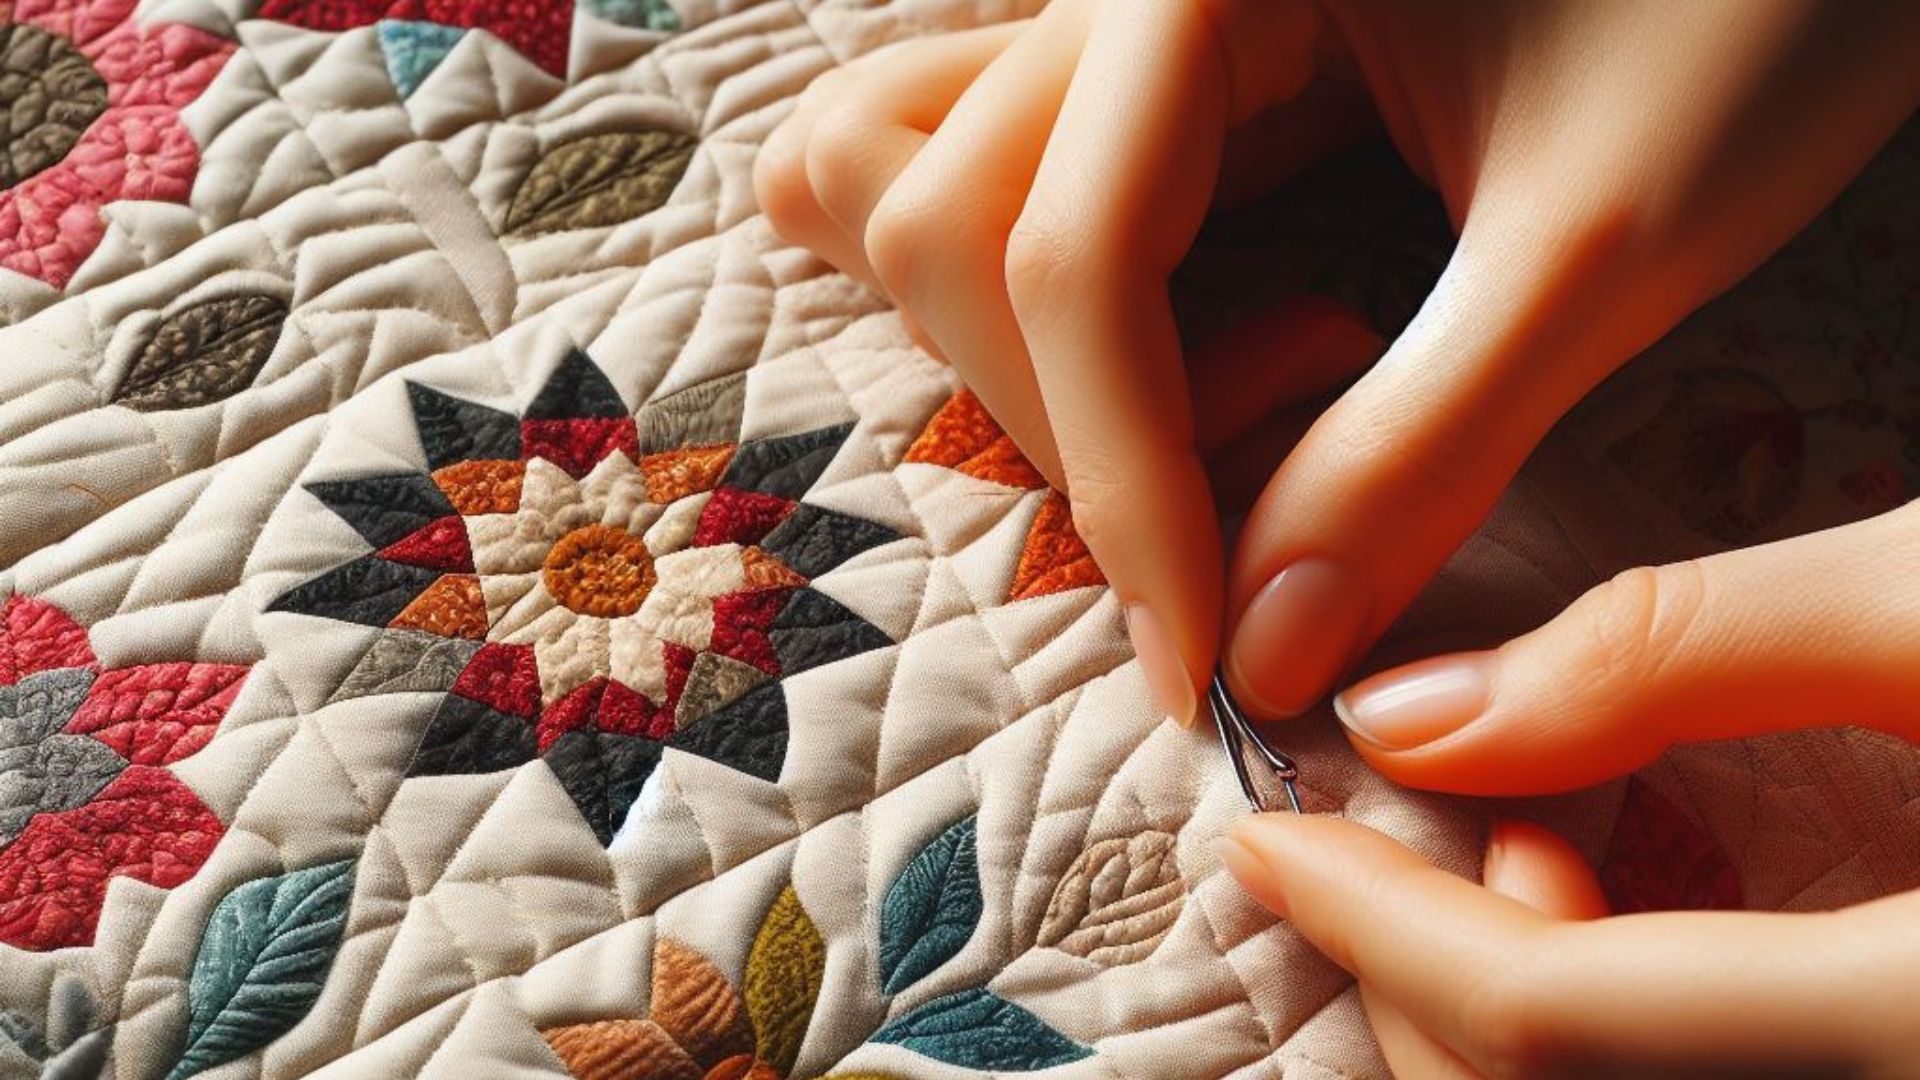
[1332, 507, 1920, 796]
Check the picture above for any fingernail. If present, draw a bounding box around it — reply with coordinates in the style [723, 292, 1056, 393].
[1227, 559, 1369, 717]
[1126, 603, 1197, 726]
[1215, 827, 1290, 918]
[1333, 652, 1493, 750]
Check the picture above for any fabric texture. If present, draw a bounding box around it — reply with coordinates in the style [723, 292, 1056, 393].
[1, 0, 1917, 1078]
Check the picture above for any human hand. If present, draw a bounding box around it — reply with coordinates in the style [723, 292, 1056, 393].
[757, 0, 1920, 723]
[1220, 510, 1920, 1077]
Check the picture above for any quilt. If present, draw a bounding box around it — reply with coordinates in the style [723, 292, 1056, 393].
[1, 0, 1917, 1076]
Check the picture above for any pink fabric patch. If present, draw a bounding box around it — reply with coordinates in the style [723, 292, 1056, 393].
[87, 22, 232, 108]
[0, 108, 202, 288]
[0, 0, 232, 289]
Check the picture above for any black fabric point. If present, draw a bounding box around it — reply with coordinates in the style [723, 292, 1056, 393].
[667, 682, 788, 783]
[760, 503, 900, 578]
[408, 695, 539, 777]
[542, 729, 665, 844]
[305, 473, 456, 547]
[268, 555, 441, 627]
[525, 348, 628, 420]
[408, 382, 522, 469]
[770, 587, 892, 678]
[723, 423, 855, 500]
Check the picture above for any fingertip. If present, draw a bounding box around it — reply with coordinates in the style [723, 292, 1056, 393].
[1482, 818, 1609, 921]
[1225, 557, 1372, 719]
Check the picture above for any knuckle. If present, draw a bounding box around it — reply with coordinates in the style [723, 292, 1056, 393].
[1570, 560, 1706, 685]
[802, 103, 879, 189]
[1004, 201, 1101, 316]
[1063, 473, 1130, 555]
[862, 193, 934, 298]
[753, 144, 813, 237]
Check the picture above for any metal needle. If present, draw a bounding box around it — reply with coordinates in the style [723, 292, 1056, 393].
[1208, 669, 1303, 814]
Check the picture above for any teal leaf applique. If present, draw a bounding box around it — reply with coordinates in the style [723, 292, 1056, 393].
[376, 19, 467, 99]
[870, 988, 1091, 1070]
[169, 859, 358, 1080]
[877, 815, 981, 995]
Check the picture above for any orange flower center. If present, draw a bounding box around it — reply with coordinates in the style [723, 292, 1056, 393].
[543, 524, 657, 617]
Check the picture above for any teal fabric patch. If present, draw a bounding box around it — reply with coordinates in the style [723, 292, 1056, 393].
[169, 859, 358, 1080]
[871, 988, 1092, 1070]
[376, 20, 467, 98]
[877, 814, 981, 994]
[580, 0, 680, 31]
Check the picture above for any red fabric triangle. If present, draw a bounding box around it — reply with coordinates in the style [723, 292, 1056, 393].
[692, 487, 796, 548]
[522, 418, 639, 479]
[709, 587, 792, 675]
[1, 596, 97, 686]
[451, 643, 541, 718]
[378, 516, 475, 572]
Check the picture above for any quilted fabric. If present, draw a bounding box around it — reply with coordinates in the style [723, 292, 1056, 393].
[1, 1, 1917, 1078]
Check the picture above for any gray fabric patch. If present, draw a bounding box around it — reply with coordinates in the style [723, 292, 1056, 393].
[41, 1027, 110, 1080]
[675, 650, 769, 730]
[637, 372, 747, 454]
[0, 669, 96, 749]
[327, 630, 483, 704]
[0, 734, 125, 844]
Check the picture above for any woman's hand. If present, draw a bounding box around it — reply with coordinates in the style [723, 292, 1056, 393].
[756, 0, 1920, 724]
[1222, 507, 1920, 1077]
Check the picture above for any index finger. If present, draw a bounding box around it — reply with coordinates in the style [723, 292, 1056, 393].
[1004, 0, 1315, 724]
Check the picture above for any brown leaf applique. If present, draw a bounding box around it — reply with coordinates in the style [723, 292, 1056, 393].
[1, 25, 109, 188]
[505, 130, 698, 237]
[112, 294, 288, 412]
[1037, 831, 1185, 965]
[651, 938, 754, 1067]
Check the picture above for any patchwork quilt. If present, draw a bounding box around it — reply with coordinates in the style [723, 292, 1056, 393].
[2, 0, 1917, 1076]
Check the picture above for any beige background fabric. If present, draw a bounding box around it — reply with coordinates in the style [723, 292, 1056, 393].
[1, 0, 1916, 1077]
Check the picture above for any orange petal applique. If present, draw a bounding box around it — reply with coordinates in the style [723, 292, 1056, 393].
[740, 547, 806, 591]
[905, 390, 1046, 489]
[541, 1018, 702, 1080]
[703, 1055, 780, 1080]
[388, 574, 489, 639]
[641, 445, 737, 503]
[652, 939, 754, 1067]
[433, 459, 526, 515]
[1010, 492, 1104, 601]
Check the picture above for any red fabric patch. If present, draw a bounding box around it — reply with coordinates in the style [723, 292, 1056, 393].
[692, 487, 796, 548]
[451, 642, 542, 718]
[256, 0, 572, 76]
[63, 661, 250, 766]
[1, 596, 97, 686]
[709, 587, 792, 675]
[0, 766, 223, 951]
[657, 642, 694, 729]
[1601, 777, 1744, 913]
[378, 515, 475, 572]
[522, 418, 639, 479]
[536, 677, 665, 750]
